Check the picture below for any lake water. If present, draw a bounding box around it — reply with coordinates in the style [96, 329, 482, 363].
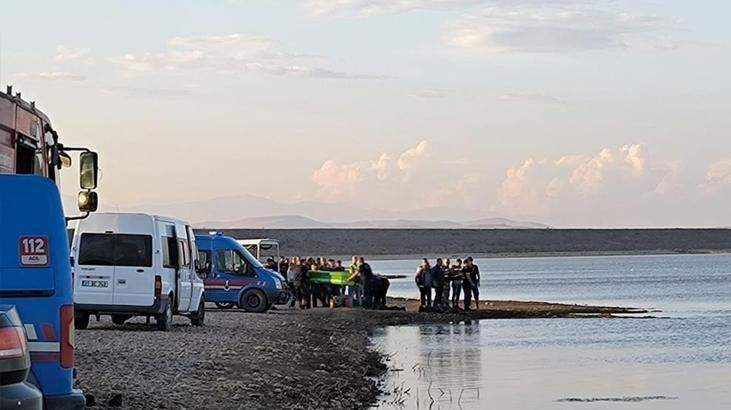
[369, 254, 731, 409]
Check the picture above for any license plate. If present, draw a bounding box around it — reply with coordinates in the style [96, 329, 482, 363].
[81, 280, 108, 288]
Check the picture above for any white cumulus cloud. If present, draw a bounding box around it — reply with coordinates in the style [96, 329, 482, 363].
[497, 144, 675, 220]
[311, 140, 482, 209]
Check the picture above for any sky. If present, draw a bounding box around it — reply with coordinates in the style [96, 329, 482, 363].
[2, 0, 730, 227]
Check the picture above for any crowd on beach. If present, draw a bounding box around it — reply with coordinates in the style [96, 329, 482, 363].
[266, 256, 391, 310]
[264, 255, 481, 313]
[415, 257, 480, 312]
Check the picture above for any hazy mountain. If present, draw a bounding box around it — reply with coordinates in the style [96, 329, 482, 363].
[108, 194, 487, 224]
[197, 215, 549, 230]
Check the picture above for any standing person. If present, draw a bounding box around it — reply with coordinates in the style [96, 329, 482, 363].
[431, 258, 445, 309]
[357, 257, 375, 309]
[450, 259, 463, 310]
[415, 259, 432, 310]
[442, 258, 452, 307]
[286, 257, 299, 308]
[347, 256, 363, 307]
[287, 257, 310, 309]
[279, 257, 289, 275]
[462, 257, 481, 311]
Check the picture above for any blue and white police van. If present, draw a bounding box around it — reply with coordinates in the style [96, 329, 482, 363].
[195, 233, 288, 313]
[0, 175, 89, 409]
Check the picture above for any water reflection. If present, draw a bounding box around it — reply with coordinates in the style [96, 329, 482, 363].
[373, 320, 731, 409]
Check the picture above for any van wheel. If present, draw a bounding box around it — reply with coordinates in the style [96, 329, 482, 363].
[156, 302, 173, 331]
[239, 289, 268, 313]
[190, 300, 205, 327]
[75, 314, 90, 330]
[214, 302, 235, 309]
[111, 315, 130, 325]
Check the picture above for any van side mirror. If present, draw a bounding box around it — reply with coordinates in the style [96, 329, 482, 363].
[79, 152, 98, 190]
[78, 191, 98, 212]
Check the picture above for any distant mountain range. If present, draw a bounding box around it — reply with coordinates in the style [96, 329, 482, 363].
[196, 215, 549, 230]
[64, 193, 548, 229]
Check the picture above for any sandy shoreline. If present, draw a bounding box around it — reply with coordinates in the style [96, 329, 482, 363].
[75, 299, 649, 409]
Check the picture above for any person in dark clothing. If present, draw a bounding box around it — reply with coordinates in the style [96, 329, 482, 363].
[415, 259, 432, 309]
[265, 258, 277, 272]
[462, 257, 480, 311]
[287, 257, 310, 309]
[358, 257, 376, 309]
[372, 276, 390, 309]
[431, 258, 446, 309]
[279, 257, 289, 275]
[450, 259, 463, 310]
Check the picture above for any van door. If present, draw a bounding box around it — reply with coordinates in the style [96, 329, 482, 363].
[175, 224, 193, 312]
[75, 233, 115, 305]
[160, 223, 179, 308]
[186, 226, 204, 308]
[112, 234, 154, 307]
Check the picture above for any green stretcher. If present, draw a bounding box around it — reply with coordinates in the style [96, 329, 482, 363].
[307, 270, 357, 286]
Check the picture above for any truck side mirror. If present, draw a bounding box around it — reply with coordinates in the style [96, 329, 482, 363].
[78, 190, 98, 212]
[79, 152, 98, 190]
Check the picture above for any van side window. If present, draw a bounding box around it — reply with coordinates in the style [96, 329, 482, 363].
[197, 250, 211, 275]
[179, 240, 190, 268]
[162, 236, 178, 268]
[216, 250, 248, 275]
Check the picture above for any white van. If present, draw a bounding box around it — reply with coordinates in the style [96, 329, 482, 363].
[71, 213, 205, 331]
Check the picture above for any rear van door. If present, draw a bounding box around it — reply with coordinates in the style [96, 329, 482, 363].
[75, 233, 115, 305]
[112, 234, 153, 306]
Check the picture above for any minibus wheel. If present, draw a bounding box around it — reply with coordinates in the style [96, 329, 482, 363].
[75, 313, 90, 330]
[190, 300, 205, 326]
[156, 301, 173, 331]
[239, 289, 268, 313]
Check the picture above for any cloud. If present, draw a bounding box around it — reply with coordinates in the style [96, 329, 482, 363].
[498, 93, 566, 105]
[311, 140, 481, 209]
[54, 45, 94, 64]
[446, 7, 667, 53]
[701, 159, 731, 192]
[497, 144, 672, 217]
[110, 33, 380, 80]
[306, 0, 484, 16]
[15, 72, 87, 81]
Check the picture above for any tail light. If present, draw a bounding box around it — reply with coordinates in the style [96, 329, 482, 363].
[0, 327, 26, 360]
[60, 305, 74, 368]
[154, 275, 162, 298]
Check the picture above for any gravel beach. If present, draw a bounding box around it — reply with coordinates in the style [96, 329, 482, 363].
[75, 307, 385, 409]
[75, 299, 647, 409]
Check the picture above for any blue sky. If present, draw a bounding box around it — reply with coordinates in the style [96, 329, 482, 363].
[2, 1, 730, 226]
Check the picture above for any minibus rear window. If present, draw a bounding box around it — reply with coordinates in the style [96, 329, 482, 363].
[79, 234, 152, 267]
[78, 234, 114, 266]
[114, 235, 153, 267]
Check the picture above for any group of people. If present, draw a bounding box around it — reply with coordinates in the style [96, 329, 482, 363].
[415, 257, 480, 312]
[277, 256, 390, 310]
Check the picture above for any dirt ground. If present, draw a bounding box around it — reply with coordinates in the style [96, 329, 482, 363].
[75, 299, 648, 409]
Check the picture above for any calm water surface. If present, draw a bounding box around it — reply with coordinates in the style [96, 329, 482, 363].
[369, 254, 731, 409]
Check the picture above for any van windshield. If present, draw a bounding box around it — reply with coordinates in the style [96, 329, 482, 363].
[237, 245, 263, 268]
[79, 233, 152, 267]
